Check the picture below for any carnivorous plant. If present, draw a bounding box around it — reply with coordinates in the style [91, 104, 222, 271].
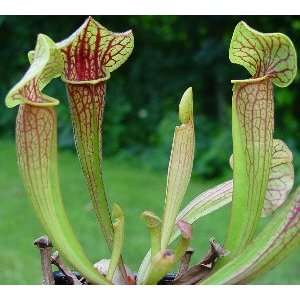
[5, 18, 300, 284]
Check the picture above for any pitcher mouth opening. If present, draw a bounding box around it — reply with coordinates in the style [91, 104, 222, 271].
[61, 70, 111, 85]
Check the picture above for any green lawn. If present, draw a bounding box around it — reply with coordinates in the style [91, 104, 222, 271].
[0, 139, 299, 284]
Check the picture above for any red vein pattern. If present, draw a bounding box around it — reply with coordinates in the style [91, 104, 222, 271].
[16, 104, 108, 284]
[66, 82, 113, 245]
[6, 34, 63, 108]
[16, 105, 56, 228]
[263, 139, 294, 216]
[59, 17, 133, 81]
[223, 22, 297, 261]
[12, 78, 43, 104]
[6, 33, 111, 284]
[57, 17, 133, 261]
[230, 21, 297, 87]
[226, 77, 274, 255]
[175, 138, 293, 232]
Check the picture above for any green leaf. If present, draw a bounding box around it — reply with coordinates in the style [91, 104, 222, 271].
[137, 88, 194, 284]
[169, 139, 293, 244]
[137, 139, 293, 283]
[56, 16, 134, 254]
[223, 21, 297, 261]
[201, 187, 300, 284]
[176, 180, 233, 227]
[228, 73, 274, 259]
[161, 87, 195, 250]
[5, 35, 109, 284]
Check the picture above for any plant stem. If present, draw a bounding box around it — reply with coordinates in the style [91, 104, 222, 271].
[34, 236, 55, 285]
[51, 251, 82, 285]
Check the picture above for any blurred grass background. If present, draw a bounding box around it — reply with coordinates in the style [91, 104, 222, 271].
[0, 16, 300, 284]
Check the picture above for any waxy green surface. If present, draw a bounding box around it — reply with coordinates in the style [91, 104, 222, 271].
[223, 21, 297, 261]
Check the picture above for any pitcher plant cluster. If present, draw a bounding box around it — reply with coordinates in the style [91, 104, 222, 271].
[5, 17, 300, 285]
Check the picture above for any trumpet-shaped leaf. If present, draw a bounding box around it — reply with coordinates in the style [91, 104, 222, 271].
[161, 87, 195, 250]
[201, 187, 300, 284]
[224, 21, 297, 260]
[229, 75, 274, 254]
[5, 34, 109, 284]
[141, 211, 162, 257]
[56, 16, 134, 251]
[137, 139, 293, 283]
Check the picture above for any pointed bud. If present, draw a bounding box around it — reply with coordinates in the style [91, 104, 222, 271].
[179, 87, 193, 124]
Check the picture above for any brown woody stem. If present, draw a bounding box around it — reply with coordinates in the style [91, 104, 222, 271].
[51, 251, 82, 285]
[175, 247, 194, 279]
[34, 236, 55, 285]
